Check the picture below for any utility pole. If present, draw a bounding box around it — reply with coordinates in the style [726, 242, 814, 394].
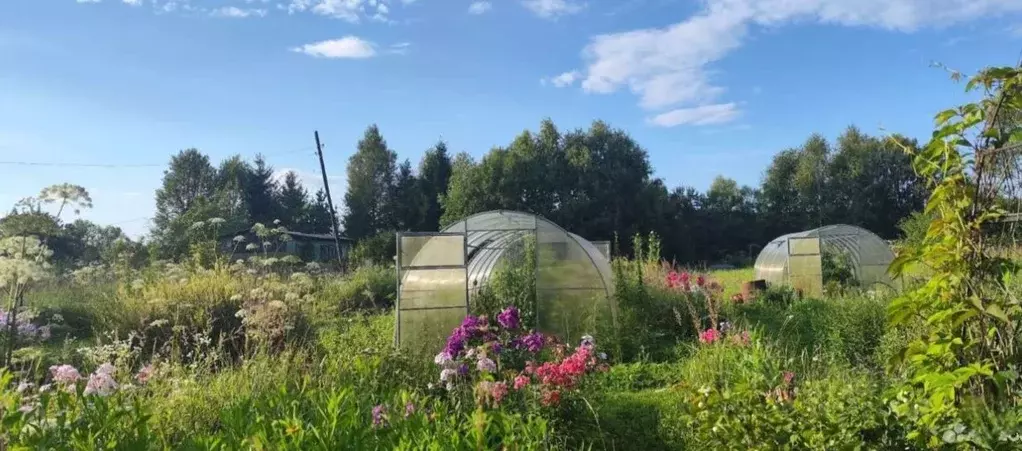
[315, 131, 345, 270]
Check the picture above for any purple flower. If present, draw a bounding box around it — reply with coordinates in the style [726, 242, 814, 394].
[458, 363, 469, 376]
[405, 402, 415, 418]
[491, 341, 503, 355]
[434, 351, 453, 366]
[477, 357, 496, 373]
[460, 315, 486, 330]
[497, 306, 520, 330]
[515, 332, 544, 353]
[372, 404, 388, 428]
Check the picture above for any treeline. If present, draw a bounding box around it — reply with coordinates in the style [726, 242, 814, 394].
[340, 119, 928, 265]
[150, 152, 338, 258]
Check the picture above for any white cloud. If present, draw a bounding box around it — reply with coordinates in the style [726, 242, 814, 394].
[291, 36, 377, 58]
[522, 0, 584, 19]
[211, 6, 268, 17]
[389, 42, 411, 54]
[648, 103, 741, 127]
[543, 70, 581, 88]
[572, 0, 1022, 127]
[286, 0, 405, 23]
[468, 1, 492, 14]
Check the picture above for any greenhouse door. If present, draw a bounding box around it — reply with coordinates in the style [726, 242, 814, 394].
[395, 232, 468, 353]
[787, 236, 823, 298]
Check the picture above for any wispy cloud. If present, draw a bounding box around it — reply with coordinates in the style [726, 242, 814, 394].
[211, 6, 268, 18]
[567, 0, 1022, 127]
[291, 36, 377, 59]
[521, 0, 584, 19]
[76, 0, 101, 3]
[542, 70, 581, 88]
[388, 42, 411, 54]
[648, 103, 740, 127]
[286, 0, 406, 23]
[468, 1, 492, 15]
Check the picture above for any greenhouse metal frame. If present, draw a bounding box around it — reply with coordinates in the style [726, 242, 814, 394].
[754, 224, 898, 297]
[395, 210, 616, 351]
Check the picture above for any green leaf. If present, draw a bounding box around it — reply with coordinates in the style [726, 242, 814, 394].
[985, 304, 1009, 323]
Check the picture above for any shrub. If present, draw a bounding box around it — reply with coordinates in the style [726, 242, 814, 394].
[318, 265, 395, 314]
[349, 232, 396, 268]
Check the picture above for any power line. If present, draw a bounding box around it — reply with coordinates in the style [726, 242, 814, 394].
[0, 146, 318, 169]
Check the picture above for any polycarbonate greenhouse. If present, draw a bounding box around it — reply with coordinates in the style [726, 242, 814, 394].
[754, 224, 897, 297]
[395, 210, 615, 352]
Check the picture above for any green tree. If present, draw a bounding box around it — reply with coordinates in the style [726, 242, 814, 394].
[243, 155, 279, 225]
[151, 149, 221, 259]
[389, 159, 422, 231]
[417, 140, 452, 231]
[276, 171, 310, 229]
[303, 189, 337, 234]
[343, 125, 397, 240]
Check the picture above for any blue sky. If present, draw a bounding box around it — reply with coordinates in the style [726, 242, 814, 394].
[2, 0, 1022, 238]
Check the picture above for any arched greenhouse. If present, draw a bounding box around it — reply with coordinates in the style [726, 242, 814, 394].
[754, 224, 897, 297]
[395, 210, 615, 352]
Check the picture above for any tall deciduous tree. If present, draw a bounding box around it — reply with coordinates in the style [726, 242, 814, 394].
[343, 125, 397, 240]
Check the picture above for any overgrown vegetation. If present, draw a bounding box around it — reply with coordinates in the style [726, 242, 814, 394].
[2, 62, 1022, 449]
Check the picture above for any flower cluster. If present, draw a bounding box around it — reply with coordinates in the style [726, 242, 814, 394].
[523, 335, 607, 406]
[698, 324, 750, 346]
[434, 306, 542, 391]
[85, 363, 118, 396]
[0, 309, 55, 343]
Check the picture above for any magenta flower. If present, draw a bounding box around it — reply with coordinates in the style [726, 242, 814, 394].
[372, 404, 388, 428]
[497, 306, 520, 330]
[698, 328, 721, 344]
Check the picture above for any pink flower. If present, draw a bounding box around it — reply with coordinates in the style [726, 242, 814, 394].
[49, 364, 82, 385]
[490, 381, 508, 405]
[696, 275, 706, 287]
[541, 390, 561, 406]
[783, 371, 795, 385]
[513, 374, 530, 390]
[136, 364, 154, 384]
[698, 328, 721, 344]
[84, 371, 118, 397]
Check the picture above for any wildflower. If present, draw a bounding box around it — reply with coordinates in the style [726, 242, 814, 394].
[580, 334, 594, 348]
[514, 332, 544, 353]
[16, 382, 33, 394]
[541, 390, 561, 406]
[490, 381, 508, 405]
[84, 371, 118, 397]
[39, 384, 52, 393]
[458, 363, 469, 376]
[233, 235, 246, 243]
[18, 403, 36, 414]
[719, 321, 731, 333]
[491, 341, 503, 354]
[136, 364, 154, 384]
[497, 306, 520, 330]
[245, 243, 258, 251]
[439, 368, 457, 383]
[698, 328, 721, 344]
[38, 325, 52, 340]
[96, 362, 116, 376]
[696, 274, 706, 287]
[465, 348, 478, 360]
[783, 371, 795, 385]
[477, 357, 496, 373]
[49, 364, 82, 385]
[513, 374, 530, 390]
[209, 217, 226, 225]
[372, 404, 388, 429]
[405, 402, 415, 418]
[434, 351, 453, 366]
